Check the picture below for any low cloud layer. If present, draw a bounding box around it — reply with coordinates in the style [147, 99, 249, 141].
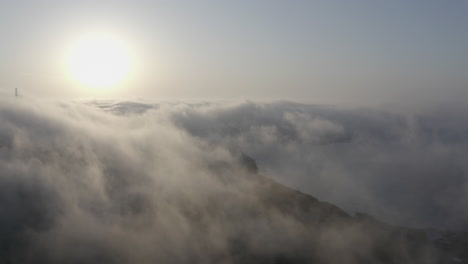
[0, 98, 466, 263]
[137, 100, 468, 230]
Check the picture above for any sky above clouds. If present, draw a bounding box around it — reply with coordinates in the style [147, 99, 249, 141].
[0, 0, 466, 104]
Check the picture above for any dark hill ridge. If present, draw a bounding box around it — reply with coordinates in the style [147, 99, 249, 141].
[231, 154, 464, 264]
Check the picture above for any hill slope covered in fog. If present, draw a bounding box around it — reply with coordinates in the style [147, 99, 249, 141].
[0, 99, 466, 263]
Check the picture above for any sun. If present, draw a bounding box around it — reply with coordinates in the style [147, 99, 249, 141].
[67, 34, 133, 89]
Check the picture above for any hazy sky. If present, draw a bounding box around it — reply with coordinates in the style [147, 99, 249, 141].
[0, 0, 467, 104]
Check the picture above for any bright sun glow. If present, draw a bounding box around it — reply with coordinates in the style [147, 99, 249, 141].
[67, 34, 132, 89]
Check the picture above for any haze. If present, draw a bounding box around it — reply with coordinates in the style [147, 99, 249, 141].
[0, 0, 467, 105]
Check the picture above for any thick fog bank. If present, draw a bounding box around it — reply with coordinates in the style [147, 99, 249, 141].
[0, 98, 466, 263]
[89, 99, 468, 230]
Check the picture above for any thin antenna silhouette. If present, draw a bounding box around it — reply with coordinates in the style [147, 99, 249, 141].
[15, 88, 18, 97]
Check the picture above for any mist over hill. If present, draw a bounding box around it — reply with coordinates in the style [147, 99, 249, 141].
[0, 98, 467, 263]
[91, 99, 468, 230]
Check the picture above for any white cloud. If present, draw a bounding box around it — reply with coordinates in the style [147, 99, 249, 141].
[0, 98, 459, 263]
